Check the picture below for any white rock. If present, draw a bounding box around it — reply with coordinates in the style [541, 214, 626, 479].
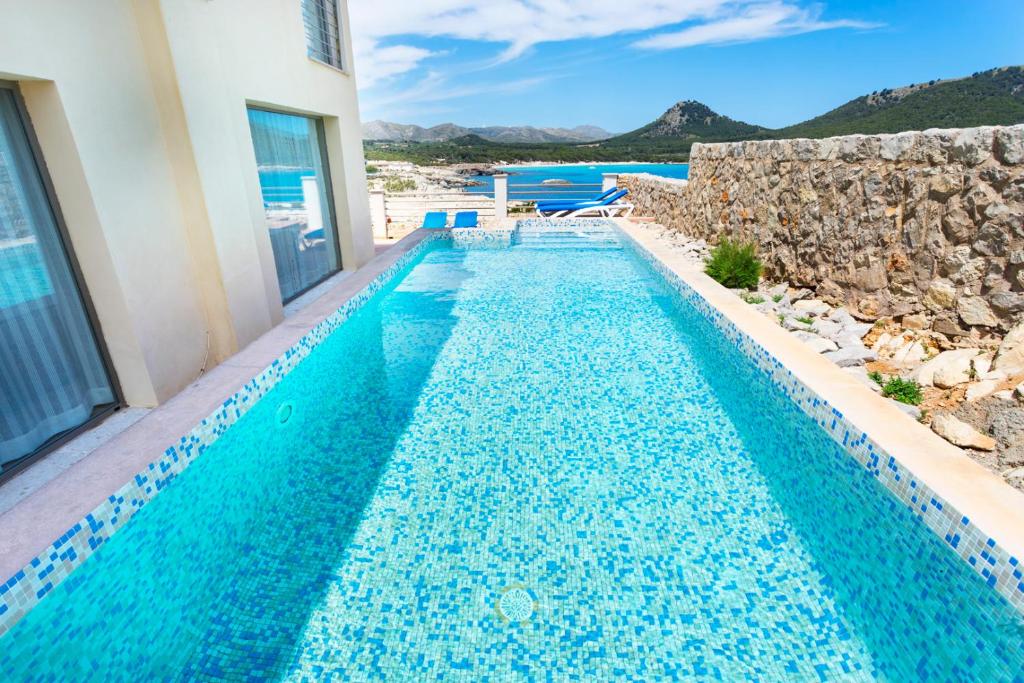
[933, 354, 991, 389]
[965, 380, 1000, 402]
[793, 331, 839, 353]
[783, 317, 812, 332]
[871, 332, 893, 352]
[845, 366, 884, 393]
[811, 320, 842, 339]
[1016, 382, 1024, 399]
[993, 390, 1015, 401]
[930, 414, 997, 450]
[793, 299, 831, 316]
[834, 332, 868, 350]
[828, 308, 857, 326]
[822, 346, 877, 367]
[891, 400, 922, 420]
[912, 348, 986, 387]
[994, 323, 1024, 374]
[891, 340, 928, 366]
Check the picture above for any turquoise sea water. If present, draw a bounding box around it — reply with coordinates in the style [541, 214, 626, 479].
[466, 163, 688, 200]
[2, 224, 1022, 680]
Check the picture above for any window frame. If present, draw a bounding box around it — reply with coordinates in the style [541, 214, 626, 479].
[0, 80, 123, 483]
[302, 0, 346, 72]
[246, 105, 343, 304]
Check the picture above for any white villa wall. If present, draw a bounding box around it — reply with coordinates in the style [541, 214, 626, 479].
[0, 0, 372, 406]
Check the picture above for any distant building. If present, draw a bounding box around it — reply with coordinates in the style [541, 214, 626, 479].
[0, 0, 372, 475]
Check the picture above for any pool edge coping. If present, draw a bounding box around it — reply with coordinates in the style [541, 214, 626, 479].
[613, 217, 1024, 601]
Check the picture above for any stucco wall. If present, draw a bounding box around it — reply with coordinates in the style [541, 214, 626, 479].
[0, 0, 372, 405]
[620, 125, 1024, 335]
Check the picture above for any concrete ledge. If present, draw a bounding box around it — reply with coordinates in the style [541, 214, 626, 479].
[0, 229, 432, 581]
[615, 218, 1024, 566]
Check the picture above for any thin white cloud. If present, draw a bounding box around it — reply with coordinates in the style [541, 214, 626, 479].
[347, 0, 876, 116]
[633, 1, 878, 49]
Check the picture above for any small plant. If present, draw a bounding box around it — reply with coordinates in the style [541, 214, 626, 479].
[705, 239, 762, 290]
[796, 316, 814, 326]
[742, 293, 765, 304]
[968, 360, 978, 381]
[777, 313, 785, 324]
[880, 377, 923, 406]
[365, 164, 380, 174]
[868, 371, 884, 385]
[383, 176, 416, 193]
[772, 293, 784, 303]
[918, 409, 929, 424]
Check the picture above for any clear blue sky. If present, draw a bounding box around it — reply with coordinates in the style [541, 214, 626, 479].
[349, 0, 1024, 133]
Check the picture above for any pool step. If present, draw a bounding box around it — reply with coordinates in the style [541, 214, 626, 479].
[514, 225, 623, 251]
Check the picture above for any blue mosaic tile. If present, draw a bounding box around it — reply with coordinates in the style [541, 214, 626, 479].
[0, 222, 1021, 681]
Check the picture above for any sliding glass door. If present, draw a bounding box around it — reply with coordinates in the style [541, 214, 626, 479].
[0, 85, 117, 473]
[246, 108, 341, 302]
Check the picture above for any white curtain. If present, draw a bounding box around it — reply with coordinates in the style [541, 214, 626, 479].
[247, 108, 340, 301]
[0, 89, 114, 467]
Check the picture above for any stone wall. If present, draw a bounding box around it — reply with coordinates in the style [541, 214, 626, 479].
[620, 125, 1024, 335]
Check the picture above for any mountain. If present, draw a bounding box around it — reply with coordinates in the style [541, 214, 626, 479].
[364, 66, 1024, 165]
[614, 100, 767, 142]
[362, 120, 613, 144]
[775, 65, 1024, 138]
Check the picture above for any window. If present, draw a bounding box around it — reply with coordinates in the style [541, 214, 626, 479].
[301, 0, 344, 70]
[0, 84, 118, 476]
[247, 107, 341, 302]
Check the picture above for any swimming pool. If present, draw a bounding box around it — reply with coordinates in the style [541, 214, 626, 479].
[1, 221, 1022, 680]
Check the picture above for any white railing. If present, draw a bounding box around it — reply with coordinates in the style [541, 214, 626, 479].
[368, 172, 624, 236]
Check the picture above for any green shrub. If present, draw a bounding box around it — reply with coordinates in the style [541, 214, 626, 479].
[796, 316, 814, 325]
[868, 370, 884, 385]
[881, 377, 923, 405]
[704, 239, 762, 289]
[772, 293, 784, 303]
[741, 293, 765, 304]
[365, 164, 380, 174]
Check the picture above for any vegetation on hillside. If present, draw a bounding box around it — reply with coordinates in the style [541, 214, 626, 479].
[365, 67, 1024, 165]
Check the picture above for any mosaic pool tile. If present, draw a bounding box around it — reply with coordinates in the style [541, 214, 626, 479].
[0, 221, 1022, 681]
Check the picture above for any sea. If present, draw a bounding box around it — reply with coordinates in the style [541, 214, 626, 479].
[465, 163, 689, 200]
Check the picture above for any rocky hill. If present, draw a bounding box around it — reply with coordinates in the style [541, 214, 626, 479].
[362, 120, 612, 144]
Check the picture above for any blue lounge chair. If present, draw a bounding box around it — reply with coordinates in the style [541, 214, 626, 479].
[453, 211, 478, 228]
[421, 211, 448, 229]
[536, 189, 633, 218]
[536, 187, 618, 212]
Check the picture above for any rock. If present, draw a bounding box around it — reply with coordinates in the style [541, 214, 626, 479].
[912, 348, 986, 387]
[871, 332, 893, 352]
[995, 324, 1024, 373]
[856, 297, 881, 320]
[783, 317, 812, 332]
[834, 332, 868, 349]
[994, 127, 1024, 164]
[993, 390, 1015, 401]
[1016, 382, 1024, 399]
[966, 380, 1000, 402]
[891, 400, 922, 420]
[902, 313, 928, 330]
[844, 365, 883, 393]
[811, 319, 842, 338]
[891, 340, 928, 366]
[934, 353, 991, 389]
[923, 281, 957, 312]
[930, 413, 997, 450]
[789, 288, 812, 302]
[768, 283, 788, 298]
[822, 346, 877, 367]
[793, 299, 831, 316]
[957, 296, 1000, 327]
[793, 331, 839, 353]
[843, 322, 873, 339]
[990, 291, 1024, 315]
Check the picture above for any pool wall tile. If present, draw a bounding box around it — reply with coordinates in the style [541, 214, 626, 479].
[0, 231, 450, 638]
[610, 217, 1024, 615]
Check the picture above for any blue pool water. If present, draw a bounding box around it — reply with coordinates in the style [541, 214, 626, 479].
[465, 163, 688, 200]
[2, 223, 1023, 680]
[258, 168, 314, 204]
